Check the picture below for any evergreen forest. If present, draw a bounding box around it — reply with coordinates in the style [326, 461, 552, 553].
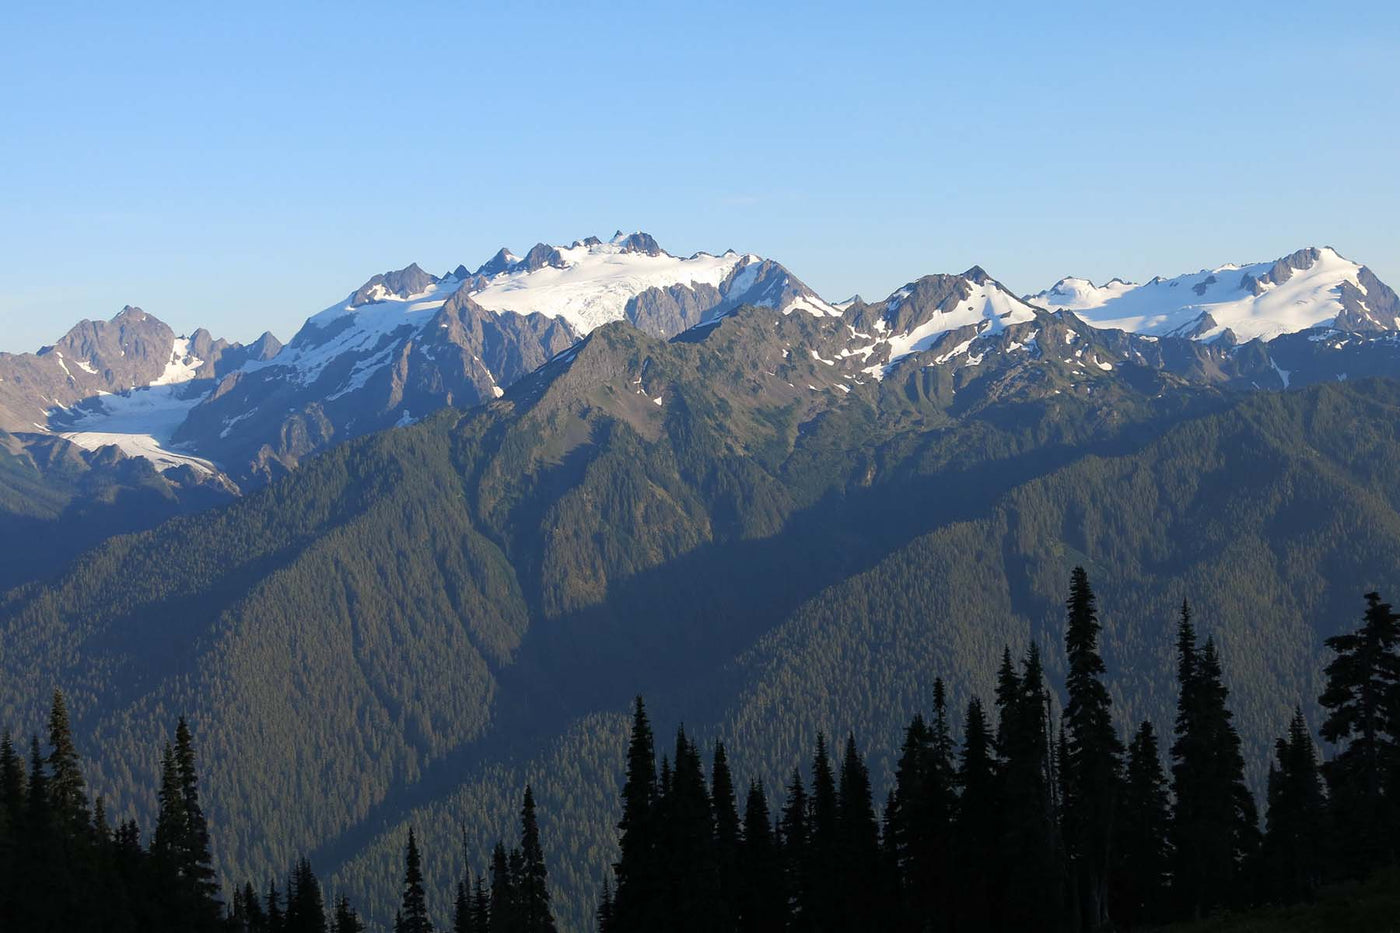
[4, 570, 1397, 931]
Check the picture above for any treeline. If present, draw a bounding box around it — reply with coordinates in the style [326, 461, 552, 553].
[3, 568, 1396, 931]
[0, 693, 560, 933]
[599, 570, 1400, 931]
[0, 694, 226, 932]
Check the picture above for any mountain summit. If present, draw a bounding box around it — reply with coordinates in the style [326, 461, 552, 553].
[1029, 246, 1400, 343]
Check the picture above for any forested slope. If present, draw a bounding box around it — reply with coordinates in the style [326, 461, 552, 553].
[4, 307, 1400, 929]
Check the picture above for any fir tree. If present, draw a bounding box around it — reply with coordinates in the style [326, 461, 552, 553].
[490, 842, 516, 933]
[174, 717, 220, 909]
[1113, 720, 1170, 927]
[664, 726, 720, 932]
[736, 780, 785, 932]
[286, 857, 327, 933]
[46, 690, 89, 836]
[1062, 568, 1124, 931]
[332, 895, 365, 933]
[998, 644, 1064, 928]
[1319, 591, 1400, 872]
[778, 767, 810, 932]
[836, 734, 881, 929]
[454, 881, 474, 933]
[517, 786, 557, 933]
[399, 828, 433, 933]
[267, 879, 286, 933]
[472, 873, 491, 933]
[152, 743, 188, 876]
[595, 877, 614, 933]
[1170, 607, 1260, 918]
[807, 732, 841, 931]
[890, 712, 931, 930]
[953, 698, 1000, 930]
[610, 697, 659, 933]
[1262, 708, 1329, 902]
[710, 741, 741, 928]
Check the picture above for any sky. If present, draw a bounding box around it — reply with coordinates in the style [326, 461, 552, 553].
[1, 0, 1397, 352]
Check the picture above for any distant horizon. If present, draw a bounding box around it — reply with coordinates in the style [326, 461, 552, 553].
[3, 0, 1396, 352]
[0, 233, 1386, 354]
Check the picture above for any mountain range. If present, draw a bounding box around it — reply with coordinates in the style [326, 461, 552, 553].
[8, 237, 1397, 499]
[3, 233, 1400, 929]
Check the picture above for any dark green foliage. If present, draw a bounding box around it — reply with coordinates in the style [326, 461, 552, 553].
[611, 697, 659, 933]
[516, 787, 556, 933]
[332, 895, 365, 933]
[709, 742, 741, 930]
[1318, 592, 1400, 872]
[46, 689, 88, 835]
[1262, 709, 1329, 903]
[735, 781, 785, 932]
[1061, 568, 1124, 930]
[1171, 606, 1262, 919]
[286, 857, 327, 933]
[1113, 720, 1171, 926]
[398, 828, 434, 933]
[806, 733, 840, 932]
[835, 735, 881, 929]
[488, 842, 515, 933]
[953, 698, 999, 929]
[6, 345, 1400, 931]
[778, 769, 810, 930]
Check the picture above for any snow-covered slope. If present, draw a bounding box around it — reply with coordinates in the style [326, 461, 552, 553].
[836, 268, 1040, 378]
[1029, 247, 1399, 342]
[473, 238, 768, 330]
[172, 232, 837, 481]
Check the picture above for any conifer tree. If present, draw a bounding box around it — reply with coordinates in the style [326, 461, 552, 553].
[1170, 607, 1260, 918]
[46, 690, 89, 836]
[953, 698, 999, 930]
[174, 716, 220, 910]
[890, 712, 931, 929]
[664, 726, 720, 931]
[998, 644, 1064, 928]
[610, 697, 658, 933]
[490, 841, 516, 933]
[736, 780, 785, 932]
[836, 734, 881, 929]
[595, 876, 614, 932]
[332, 895, 365, 933]
[517, 786, 557, 933]
[152, 743, 188, 876]
[1319, 591, 1400, 872]
[1061, 568, 1124, 930]
[806, 732, 841, 933]
[472, 874, 491, 933]
[399, 828, 433, 933]
[454, 881, 474, 933]
[0, 731, 24, 876]
[267, 879, 286, 933]
[239, 881, 269, 933]
[1113, 720, 1170, 927]
[710, 741, 741, 927]
[778, 767, 810, 931]
[1262, 708, 1328, 902]
[286, 857, 327, 933]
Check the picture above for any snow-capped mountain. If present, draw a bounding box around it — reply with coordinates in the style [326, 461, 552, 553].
[1029, 247, 1400, 343]
[10, 238, 1400, 488]
[0, 307, 279, 476]
[171, 232, 835, 480]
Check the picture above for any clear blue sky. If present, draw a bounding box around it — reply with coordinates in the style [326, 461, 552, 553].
[2, 1, 1397, 352]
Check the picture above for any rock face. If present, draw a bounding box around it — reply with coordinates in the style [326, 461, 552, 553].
[0, 306, 276, 436]
[8, 239, 1400, 490]
[169, 233, 836, 482]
